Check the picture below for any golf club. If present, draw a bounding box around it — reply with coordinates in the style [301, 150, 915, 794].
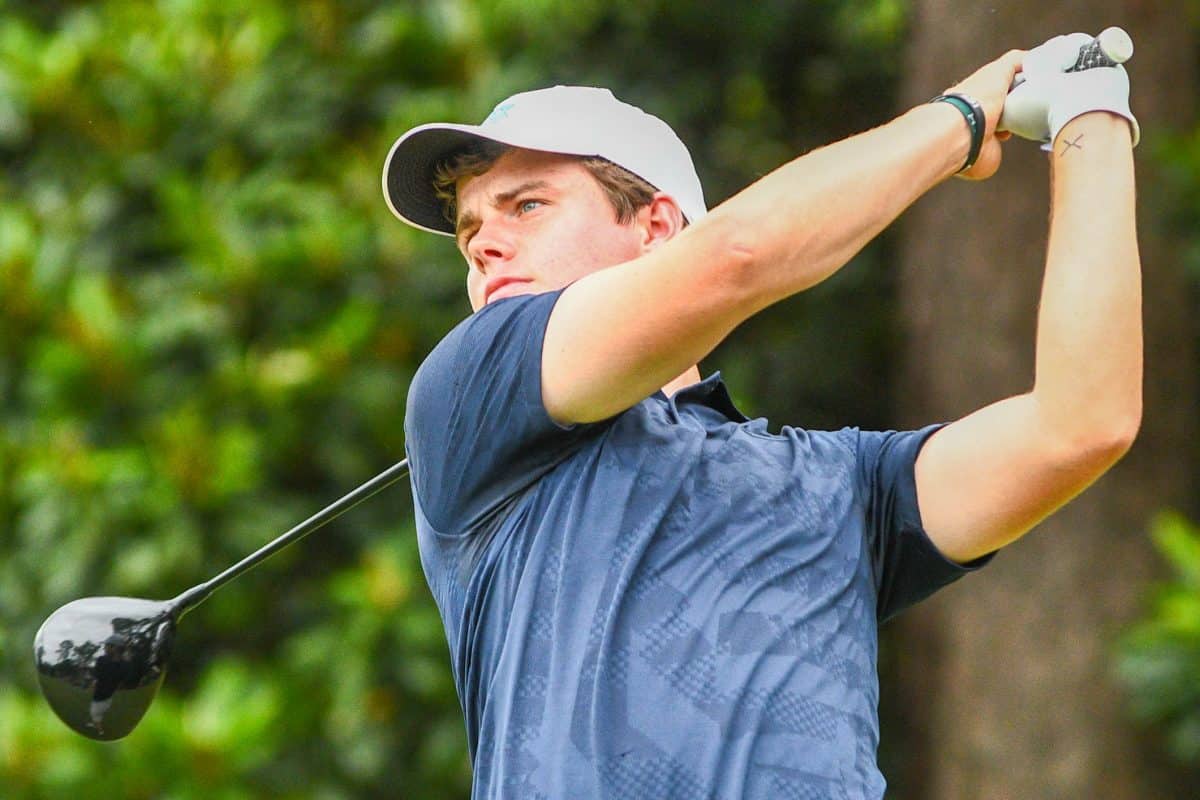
[33, 457, 410, 740]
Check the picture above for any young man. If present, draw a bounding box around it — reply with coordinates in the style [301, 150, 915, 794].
[381, 36, 1141, 798]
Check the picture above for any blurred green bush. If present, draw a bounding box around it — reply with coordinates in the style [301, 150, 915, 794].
[1117, 512, 1200, 764]
[1, 1, 487, 796]
[1, 0, 914, 796]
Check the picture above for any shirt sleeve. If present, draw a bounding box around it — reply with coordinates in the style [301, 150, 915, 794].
[405, 290, 594, 534]
[857, 424, 996, 623]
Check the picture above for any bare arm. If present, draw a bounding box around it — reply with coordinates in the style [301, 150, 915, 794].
[543, 52, 1025, 423]
[914, 111, 1142, 563]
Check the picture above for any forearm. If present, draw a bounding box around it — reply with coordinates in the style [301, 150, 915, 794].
[543, 54, 1022, 425]
[1033, 112, 1142, 444]
[710, 100, 971, 313]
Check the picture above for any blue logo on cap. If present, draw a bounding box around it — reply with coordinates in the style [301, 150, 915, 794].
[484, 102, 515, 125]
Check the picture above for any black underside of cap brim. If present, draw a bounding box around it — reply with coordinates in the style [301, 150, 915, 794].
[385, 128, 501, 235]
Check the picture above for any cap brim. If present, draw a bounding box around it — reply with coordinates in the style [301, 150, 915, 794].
[383, 110, 706, 234]
[383, 121, 621, 236]
[383, 123, 501, 236]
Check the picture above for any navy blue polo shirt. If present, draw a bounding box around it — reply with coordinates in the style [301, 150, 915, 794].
[405, 289, 991, 799]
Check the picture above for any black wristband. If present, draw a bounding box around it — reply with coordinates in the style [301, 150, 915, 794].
[930, 93, 986, 174]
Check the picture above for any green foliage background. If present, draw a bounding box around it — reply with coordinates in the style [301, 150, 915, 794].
[1117, 513, 1200, 765]
[0, 1, 1196, 797]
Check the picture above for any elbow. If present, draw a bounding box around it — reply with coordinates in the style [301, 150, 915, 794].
[1109, 406, 1141, 458]
[1059, 408, 1141, 471]
[1033, 377, 1142, 468]
[1094, 416, 1139, 464]
[1104, 389, 1143, 458]
[689, 208, 770, 310]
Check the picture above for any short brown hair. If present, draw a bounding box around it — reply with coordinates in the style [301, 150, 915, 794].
[432, 143, 660, 229]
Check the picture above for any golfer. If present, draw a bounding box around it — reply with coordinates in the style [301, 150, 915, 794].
[382, 35, 1141, 798]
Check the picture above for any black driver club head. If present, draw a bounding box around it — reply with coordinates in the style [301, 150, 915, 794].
[32, 458, 411, 739]
[33, 596, 177, 741]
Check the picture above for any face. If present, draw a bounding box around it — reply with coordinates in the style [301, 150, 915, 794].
[454, 148, 650, 311]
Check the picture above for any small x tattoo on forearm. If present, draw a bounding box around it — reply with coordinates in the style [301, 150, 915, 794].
[1060, 134, 1084, 156]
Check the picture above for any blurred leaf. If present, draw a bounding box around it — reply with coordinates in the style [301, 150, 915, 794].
[1116, 512, 1200, 763]
[1153, 510, 1200, 589]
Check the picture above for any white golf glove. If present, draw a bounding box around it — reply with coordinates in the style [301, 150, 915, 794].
[1025, 32, 1096, 74]
[999, 32, 1140, 149]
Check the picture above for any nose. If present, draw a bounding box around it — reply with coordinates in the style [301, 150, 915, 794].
[466, 218, 516, 274]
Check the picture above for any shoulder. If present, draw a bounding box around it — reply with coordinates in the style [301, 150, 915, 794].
[410, 291, 566, 403]
[430, 290, 563, 357]
[403, 290, 588, 532]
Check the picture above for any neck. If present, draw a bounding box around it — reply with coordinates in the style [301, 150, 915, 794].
[661, 365, 702, 398]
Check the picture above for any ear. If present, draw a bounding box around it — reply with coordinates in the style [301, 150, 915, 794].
[636, 192, 685, 251]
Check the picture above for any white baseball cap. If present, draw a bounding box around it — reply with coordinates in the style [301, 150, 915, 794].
[382, 85, 707, 236]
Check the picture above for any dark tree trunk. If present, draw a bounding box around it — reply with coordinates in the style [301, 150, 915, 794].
[886, 1, 1199, 797]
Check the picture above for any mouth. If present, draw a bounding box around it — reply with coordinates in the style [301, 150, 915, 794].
[484, 277, 532, 304]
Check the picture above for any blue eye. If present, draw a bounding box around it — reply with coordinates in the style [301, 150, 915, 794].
[518, 199, 543, 213]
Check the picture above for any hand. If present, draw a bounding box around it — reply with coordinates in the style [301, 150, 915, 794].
[999, 32, 1140, 150]
[997, 32, 1092, 142]
[1004, 67, 1139, 150]
[943, 49, 1026, 180]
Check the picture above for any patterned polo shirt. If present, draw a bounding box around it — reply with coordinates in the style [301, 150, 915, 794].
[405, 289, 990, 798]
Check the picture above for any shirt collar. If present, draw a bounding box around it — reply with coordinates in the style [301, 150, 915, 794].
[669, 371, 749, 423]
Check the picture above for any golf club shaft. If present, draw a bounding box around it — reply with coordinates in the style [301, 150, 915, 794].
[170, 458, 411, 616]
